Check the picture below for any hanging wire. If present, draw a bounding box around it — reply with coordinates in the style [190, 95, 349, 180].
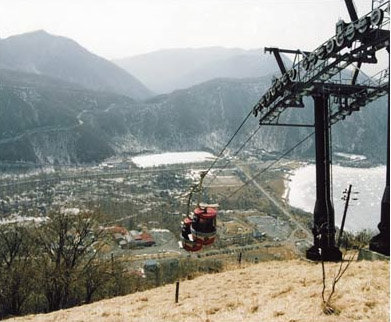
[218, 131, 315, 204]
[183, 109, 253, 207]
[205, 125, 262, 188]
[185, 184, 198, 217]
[203, 110, 253, 177]
[2, 106, 254, 196]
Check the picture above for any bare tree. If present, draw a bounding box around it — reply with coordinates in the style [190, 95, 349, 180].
[34, 208, 106, 311]
[81, 258, 112, 304]
[321, 251, 356, 315]
[0, 224, 35, 317]
[319, 224, 365, 315]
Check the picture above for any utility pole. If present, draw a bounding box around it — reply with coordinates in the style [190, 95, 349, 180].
[338, 184, 352, 247]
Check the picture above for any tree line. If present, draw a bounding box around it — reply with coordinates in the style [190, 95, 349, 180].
[0, 209, 136, 319]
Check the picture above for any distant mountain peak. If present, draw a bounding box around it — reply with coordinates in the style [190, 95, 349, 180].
[5, 29, 51, 40]
[28, 29, 49, 35]
[0, 31, 153, 99]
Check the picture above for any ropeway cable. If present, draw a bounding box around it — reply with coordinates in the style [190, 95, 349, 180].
[202, 110, 253, 177]
[3, 107, 254, 182]
[205, 124, 262, 188]
[218, 131, 315, 204]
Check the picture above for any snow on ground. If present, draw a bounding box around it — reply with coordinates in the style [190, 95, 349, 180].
[62, 208, 81, 216]
[185, 169, 208, 181]
[132, 152, 216, 168]
[286, 164, 386, 232]
[101, 177, 124, 183]
[0, 214, 49, 225]
[334, 152, 367, 161]
[150, 228, 170, 233]
[0, 166, 56, 180]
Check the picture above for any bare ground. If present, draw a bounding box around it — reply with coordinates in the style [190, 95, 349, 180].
[10, 259, 389, 322]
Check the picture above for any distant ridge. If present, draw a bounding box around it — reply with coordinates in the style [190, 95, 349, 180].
[0, 36, 386, 165]
[0, 71, 387, 164]
[114, 47, 290, 94]
[0, 30, 153, 99]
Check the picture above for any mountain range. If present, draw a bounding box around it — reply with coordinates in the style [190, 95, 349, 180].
[114, 47, 290, 94]
[0, 31, 387, 165]
[0, 30, 152, 99]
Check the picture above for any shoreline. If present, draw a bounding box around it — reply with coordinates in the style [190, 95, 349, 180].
[283, 163, 386, 233]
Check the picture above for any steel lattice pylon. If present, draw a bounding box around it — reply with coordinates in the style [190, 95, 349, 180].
[254, 1, 390, 260]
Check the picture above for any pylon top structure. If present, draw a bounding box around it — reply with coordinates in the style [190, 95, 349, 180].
[252, 2, 389, 126]
[252, 1, 390, 260]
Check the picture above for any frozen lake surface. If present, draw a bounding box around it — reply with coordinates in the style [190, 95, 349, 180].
[287, 164, 386, 232]
[132, 151, 215, 168]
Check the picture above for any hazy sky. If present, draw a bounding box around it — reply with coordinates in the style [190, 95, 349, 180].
[0, 0, 378, 60]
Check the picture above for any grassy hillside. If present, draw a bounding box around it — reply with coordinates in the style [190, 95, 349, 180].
[10, 259, 389, 322]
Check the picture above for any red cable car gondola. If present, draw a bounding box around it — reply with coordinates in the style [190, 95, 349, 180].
[191, 206, 217, 245]
[180, 171, 218, 252]
[181, 217, 203, 252]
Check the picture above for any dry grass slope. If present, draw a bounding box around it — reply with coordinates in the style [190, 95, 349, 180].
[10, 259, 389, 322]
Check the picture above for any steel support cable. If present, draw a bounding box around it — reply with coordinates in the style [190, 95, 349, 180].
[205, 124, 262, 188]
[180, 108, 255, 213]
[203, 110, 253, 177]
[181, 109, 253, 211]
[218, 131, 315, 204]
[7, 109, 252, 183]
[4, 110, 253, 180]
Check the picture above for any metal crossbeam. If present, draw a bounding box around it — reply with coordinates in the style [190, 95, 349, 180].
[255, 0, 390, 259]
[265, 47, 311, 56]
[351, 61, 362, 85]
[259, 123, 314, 128]
[257, 35, 389, 124]
[264, 47, 287, 75]
[344, 0, 359, 22]
[254, 2, 390, 126]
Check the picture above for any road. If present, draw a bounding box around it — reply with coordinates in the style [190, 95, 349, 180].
[0, 123, 81, 145]
[235, 163, 311, 242]
[0, 103, 119, 145]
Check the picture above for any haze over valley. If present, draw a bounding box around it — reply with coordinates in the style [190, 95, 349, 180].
[0, 31, 387, 165]
[0, 1, 389, 319]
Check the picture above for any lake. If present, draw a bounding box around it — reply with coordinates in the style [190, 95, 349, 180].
[131, 151, 216, 168]
[286, 164, 386, 232]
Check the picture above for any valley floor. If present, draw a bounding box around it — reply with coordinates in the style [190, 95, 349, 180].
[10, 258, 389, 322]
